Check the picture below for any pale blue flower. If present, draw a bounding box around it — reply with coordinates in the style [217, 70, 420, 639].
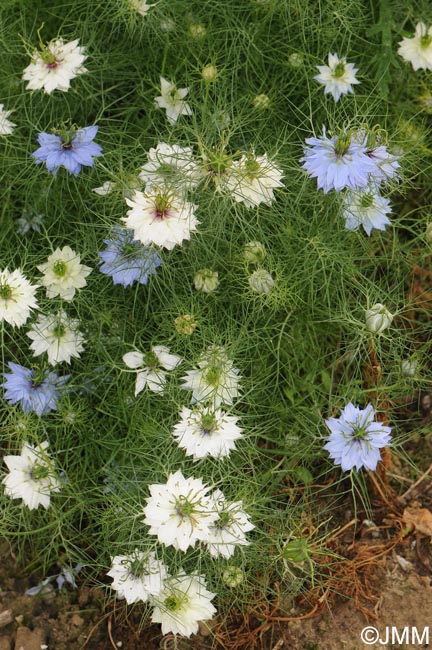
[2, 362, 69, 416]
[99, 228, 161, 287]
[301, 128, 377, 193]
[32, 125, 102, 176]
[342, 187, 392, 235]
[324, 402, 392, 471]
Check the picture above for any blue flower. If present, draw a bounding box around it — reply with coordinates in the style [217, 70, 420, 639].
[2, 362, 69, 416]
[99, 228, 161, 287]
[301, 128, 377, 193]
[32, 125, 102, 176]
[324, 402, 392, 472]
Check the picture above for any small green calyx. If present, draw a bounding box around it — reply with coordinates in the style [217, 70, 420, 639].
[334, 134, 351, 157]
[420, 34, 432, 49]
[283, 538, 309, 563]
[333, 62, 346, 78]
[53, 260, 67, 277]
[0, 284, 12, 300]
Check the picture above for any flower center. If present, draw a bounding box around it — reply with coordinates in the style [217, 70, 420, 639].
[0, 283, 12, 300]
[200, 413, 217, 435]
[143, 350, 159, 368]
[359, 193, 375, 209]
[121, 242, 139, 259]
[169, 87, 180, 103]
[420, 34, 432, 49]
[352, 426, 369, 441]
[205, 365, 221, 386]
[30, 463, 49, 481]
[153, 194, 171, 219]
[53, 260, 67, 277]
[175, 495, 197, 518]
[164, 595, 184, 611]
[127, 558, 145, 578]
[332, 61, 346, 78]
[334, 134, 351, 157]
[215, 511, 232, 529]
[53, 323, 66, 338]
[245, 157, 260, 177]
[40, 48, 59, 68]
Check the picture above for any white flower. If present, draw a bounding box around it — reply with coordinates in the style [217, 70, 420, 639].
[223, 153, 284, 208]
[0, 268, 39, 327]
[123, 188, 199, 250]
[143, 470, 217, 551]
[365, 303, 394, 334]
[92, 181, 116, 196]
[173, 406, 243, 460]
[398, 22, 432, 71]
[2, 441, 61, 510]
[314, 53, 359, 102]
[107, 550, 168, 604]
[37, 247, 92, 301]
[129, 0, 153, 16]
[22, 38, 87, 94]
[248, 269, 274, 294]
[123, 345, 182, 395]
[0, 104, 16, 135]
[154, 77, 192, 124]
[139, 143, 202, 192]
[181, 346, 241, 407]
[342, 188, 392, 236]
[151, 573, 216, 637]
[27, 311, 85, 365]
[205, 490, 254, 559]
[194, 269, 219, 293]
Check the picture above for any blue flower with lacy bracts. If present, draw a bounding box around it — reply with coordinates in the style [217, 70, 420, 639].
[99, 228, 161, 287]
[301, 128, 377, 193]
[32, 125, 102, 176]
[2, 362, 69, 416]
[324, 402, 392, 471]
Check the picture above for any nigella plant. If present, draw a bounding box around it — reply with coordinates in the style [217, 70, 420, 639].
[99, 228, 162, 287]
[2, 362, 69, 416]
[32, 125, 102, 175]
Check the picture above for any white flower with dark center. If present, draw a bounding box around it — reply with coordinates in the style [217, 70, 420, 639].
[122, 188, 199, 250]
[181, 346, 241, 407]
[172, 405, 243, 460]
[342, 187, 392, 235]
[107, 550, 168, 604]
[223, 153, 284, 208]
[37, 247, 92, 301]
[123, 346, 182, 395]
[0, 268, 39, 327]
[205, 490, 254, 559]
[151, 573, 216, 637]
[139, 143, 202, 192]
[314, 53, 359, 101]
[2, 441, 61, 510]
[398, 22, 432, 71]
[0, 104, 16, 135]
[27, 311, 85, 365]
[143, 470, 217, 551]
[22, 38, 87, 94]
[154, 77, 192, 124]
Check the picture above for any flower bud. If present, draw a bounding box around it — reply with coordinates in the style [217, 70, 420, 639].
[174, 314, 197, 336]
[244, 241, 266, 264]
[189, 23, 206, 39]
[194, 269, 219, 293]
[365, 303, 393, 334]
[222, 566, 244, 588]
[253, 94, 270, 110]
[288, 52, 303, 68]
[248, 269, 274, 294]
[401, 359, 417, 377]
[201, 64, 218, 82]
